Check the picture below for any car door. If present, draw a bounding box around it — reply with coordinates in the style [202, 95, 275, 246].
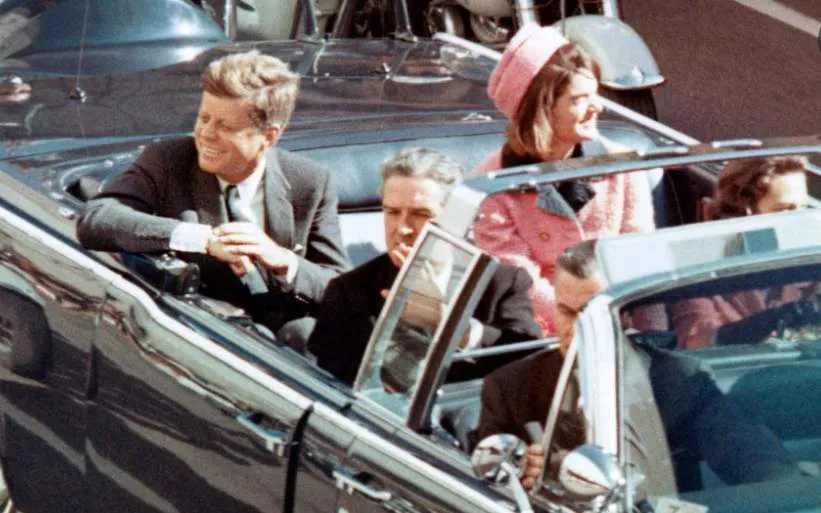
[0, 196, 114, 513]
[86, 280, 313, 513]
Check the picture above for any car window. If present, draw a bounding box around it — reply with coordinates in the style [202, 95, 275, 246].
[618, 258, 821, 511]
[354, 225, 495, 423]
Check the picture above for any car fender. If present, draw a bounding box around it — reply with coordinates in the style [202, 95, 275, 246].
[551, 15, 665, 91]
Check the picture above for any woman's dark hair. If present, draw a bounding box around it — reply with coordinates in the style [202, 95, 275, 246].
[711, 156, 808, 220]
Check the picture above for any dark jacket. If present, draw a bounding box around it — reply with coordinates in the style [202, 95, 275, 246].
[308, 253, 543, 385]
[77, 137, 351, 330]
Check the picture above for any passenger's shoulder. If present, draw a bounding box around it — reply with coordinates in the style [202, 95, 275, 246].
[276, 149, 330, 178]
[144, 136, 196, 158]
[486, 348, 562, 389]
[331, 254, 393, 287]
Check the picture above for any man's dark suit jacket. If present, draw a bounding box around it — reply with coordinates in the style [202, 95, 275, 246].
[308, 253, 543, 385]
[77, 137, 351, 331]
[478, 344, 801, 489]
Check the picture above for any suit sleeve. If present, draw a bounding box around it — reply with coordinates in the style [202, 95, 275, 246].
[290, 170, 352, 302]
[76, 143, 181, 252]
[621, 171, 656, 234]
[307, 276, 364, 385]
[474, 195, 558, 334]
[478, 267, 543, 348]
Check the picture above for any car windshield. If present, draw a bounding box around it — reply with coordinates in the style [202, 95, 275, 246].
[619, 256, 821, 512]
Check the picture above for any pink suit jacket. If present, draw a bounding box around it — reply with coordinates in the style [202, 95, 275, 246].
[473, 138, 656, 334]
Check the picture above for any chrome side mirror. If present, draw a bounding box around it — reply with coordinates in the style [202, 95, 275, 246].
[471, 435, 533, 513]
[558, 444, 625, 505]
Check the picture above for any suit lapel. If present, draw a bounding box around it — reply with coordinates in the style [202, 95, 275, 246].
[263, 148, 295, 250]
[191, 161, 225, 226]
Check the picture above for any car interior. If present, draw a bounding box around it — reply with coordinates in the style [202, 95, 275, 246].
[623, 261, 821, 501]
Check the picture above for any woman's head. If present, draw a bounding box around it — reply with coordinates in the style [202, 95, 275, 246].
[712, 156, 809, 219]
[488, 25, 601, 162]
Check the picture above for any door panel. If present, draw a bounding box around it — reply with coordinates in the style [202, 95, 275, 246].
[0, 208, 112, 513]
[292, 402, 359, 513]
[87, 279, 311, 512]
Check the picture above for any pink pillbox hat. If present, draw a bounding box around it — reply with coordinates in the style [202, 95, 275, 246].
[488, 24, 570, 120]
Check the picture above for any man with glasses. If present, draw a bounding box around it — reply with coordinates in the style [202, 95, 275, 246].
[77, 50, 350, 335]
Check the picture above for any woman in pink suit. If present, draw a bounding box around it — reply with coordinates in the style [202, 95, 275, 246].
[473, 24, 656, 334]
[672, 156, 812, 349]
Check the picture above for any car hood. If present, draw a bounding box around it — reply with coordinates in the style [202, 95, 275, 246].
[0, 38, 500, 158]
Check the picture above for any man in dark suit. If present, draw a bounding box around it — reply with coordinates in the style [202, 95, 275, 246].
[77, 50, 350, 333]
[308, 148, 543, 386]
[478, 239, 802, 490]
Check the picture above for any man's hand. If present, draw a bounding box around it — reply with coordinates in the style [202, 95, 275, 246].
[212, 222, 293, 275]
[522, 444, 546, 489]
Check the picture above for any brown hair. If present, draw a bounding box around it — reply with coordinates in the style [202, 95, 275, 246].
[201, 50, 299, 131]
[505, 44, 599, 162]
[711, 156, 808, 220]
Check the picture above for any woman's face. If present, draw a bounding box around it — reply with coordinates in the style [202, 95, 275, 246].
[755, 171, 808, 214]
[550, 72, 602, 148]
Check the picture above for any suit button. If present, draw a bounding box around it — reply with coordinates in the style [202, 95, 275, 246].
[539, 232, 551, 241]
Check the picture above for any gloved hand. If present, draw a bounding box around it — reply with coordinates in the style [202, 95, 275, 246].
[716, 300, 821, 345]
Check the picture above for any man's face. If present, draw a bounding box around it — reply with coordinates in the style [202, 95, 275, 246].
[554, 268, 604, 356]
[382, 176, 446, 268]
[193, 92, 279, 184]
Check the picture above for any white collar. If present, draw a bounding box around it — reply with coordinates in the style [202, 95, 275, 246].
[218, 152, 267, 202]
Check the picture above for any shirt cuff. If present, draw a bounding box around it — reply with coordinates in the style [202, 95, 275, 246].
[169, 223, 213, 253]
[464, 318, 484, 350]
[276, 250, 299, 291]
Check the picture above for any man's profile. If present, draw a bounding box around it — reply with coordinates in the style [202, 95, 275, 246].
[77, 50, 350, 334]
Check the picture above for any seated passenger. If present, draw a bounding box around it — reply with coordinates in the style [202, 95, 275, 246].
[308, 148, 543, 385]
[76, 50, 351, 336]
[672, 156, 813, 348]
[471, 24, 657, 334]
[477, 239, 802, 490]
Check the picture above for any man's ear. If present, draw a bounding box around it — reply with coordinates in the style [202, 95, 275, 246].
[263, 124, 283, 146]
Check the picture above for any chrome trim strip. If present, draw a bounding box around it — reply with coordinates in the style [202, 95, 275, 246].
[453, 337, 559, 361]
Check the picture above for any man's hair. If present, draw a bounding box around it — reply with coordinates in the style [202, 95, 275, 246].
[506, 43, 600, 162]
[556, 239, 599, 279]
[201, 50, 300, 131]
[711, 156, 808, 220]
[380, 147, 464, 197]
